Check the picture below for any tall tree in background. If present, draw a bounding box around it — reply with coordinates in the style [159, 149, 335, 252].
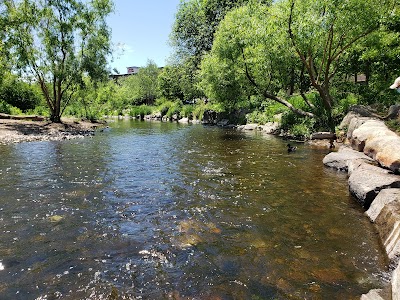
[200, 0, 392, 132]
[0, 2, 10, 83]
[5, 0, 113, 122]
[287, 0, 391, 131]
[169, 0, 272, 102]
[171, 0, 271, 65]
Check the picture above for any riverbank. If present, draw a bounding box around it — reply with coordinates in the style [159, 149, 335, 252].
[322, 109, 400, 300]
[0, 116, 104, 144]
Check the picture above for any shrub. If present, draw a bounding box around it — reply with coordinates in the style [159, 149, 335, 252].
[0, 77, 42, 111]
[181, 105, 194, 118]
[0, 100, 11, 114]
[166, 101, 182, 118]
[129, 105, 153, 119]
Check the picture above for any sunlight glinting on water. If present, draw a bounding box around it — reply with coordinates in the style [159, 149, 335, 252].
[0, 120, 389, 299]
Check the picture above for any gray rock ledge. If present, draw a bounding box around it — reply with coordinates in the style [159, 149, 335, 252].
[324, 108, 400, 299]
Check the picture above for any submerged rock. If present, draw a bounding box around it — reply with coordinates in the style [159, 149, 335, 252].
[48, 215, 63, 223]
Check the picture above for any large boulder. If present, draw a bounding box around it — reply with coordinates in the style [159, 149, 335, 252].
[340, 105, 380, 129]
[323, 146, 375, 172]
[351, 120, 397, 152]
[346, 116, 370, 140]
[374, 200, 400, 263]
[364, 136, 400, 173]
[366, 188, 400, 222]
[260, 122, 279, 134]
[348, 162, 400, 208]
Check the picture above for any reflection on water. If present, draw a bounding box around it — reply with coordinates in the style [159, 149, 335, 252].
[0, 120, 388, 299]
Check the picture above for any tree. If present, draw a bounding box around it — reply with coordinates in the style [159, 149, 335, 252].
[120, 60, 160, 106]
[157, 59, 203, 102]
[169, 0, 271, 104]
[157, 65, 185, 100]
[5, 0, 113, 122]
[171, 0, 271, 65]
[0, 2, 10, 83]
[200, 0, 392, 131]
[135, 60, 160, 105]
[200, 2, 313, 115]
[287, 0, 391, 131]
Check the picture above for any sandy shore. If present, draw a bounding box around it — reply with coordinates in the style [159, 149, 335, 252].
[0, 117, 105, 144]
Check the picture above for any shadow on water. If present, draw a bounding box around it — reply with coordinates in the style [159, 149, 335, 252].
[0, 120, 389, 299]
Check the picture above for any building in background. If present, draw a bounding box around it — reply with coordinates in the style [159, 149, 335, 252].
[126, 66, 140, 75]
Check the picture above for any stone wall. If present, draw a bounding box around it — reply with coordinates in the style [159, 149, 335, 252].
[323, 111, 400, 299]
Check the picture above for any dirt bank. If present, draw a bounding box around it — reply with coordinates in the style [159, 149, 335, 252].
[0, 117, 104, 144]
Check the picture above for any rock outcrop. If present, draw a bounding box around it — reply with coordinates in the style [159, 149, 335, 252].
[324, 107, 400, 299]
[339, 108, 400, 173]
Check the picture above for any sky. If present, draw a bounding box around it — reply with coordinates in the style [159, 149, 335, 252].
[107, 0, 181, 74]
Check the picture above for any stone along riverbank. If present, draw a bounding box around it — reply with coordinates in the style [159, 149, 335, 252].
[323, 109, 400, 299]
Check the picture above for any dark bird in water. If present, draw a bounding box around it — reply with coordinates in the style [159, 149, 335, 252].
[287, 144, 297, 153]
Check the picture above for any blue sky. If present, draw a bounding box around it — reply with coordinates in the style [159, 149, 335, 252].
[107, 0, 181, 74]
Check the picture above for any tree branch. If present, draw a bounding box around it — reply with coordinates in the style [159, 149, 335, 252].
[241, 47, 314, 118]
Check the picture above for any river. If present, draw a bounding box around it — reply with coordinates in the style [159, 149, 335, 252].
[0, 120, 389, 299]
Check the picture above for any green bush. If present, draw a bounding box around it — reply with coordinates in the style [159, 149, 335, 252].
[180, 105, 194, 118]
[0, 100, 11, 114]
[129, 105, 153, 119]
[332, 93, 359, 121]
[280, 110, 316, 140]
[0, 77, 42, 111]
[166, 101, 182, 118]
[192, 101, 223, 120]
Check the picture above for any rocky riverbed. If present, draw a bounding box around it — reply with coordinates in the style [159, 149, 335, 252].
[0, 117, 103, 144]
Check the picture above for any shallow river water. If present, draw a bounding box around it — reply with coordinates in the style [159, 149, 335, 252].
[0, 120, 389, 299]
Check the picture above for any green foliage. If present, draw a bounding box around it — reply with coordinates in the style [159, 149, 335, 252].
[0, 100, 11, 114]
[180, 105, 194, 118]
[199, 2, 298, 112]
[29, 105, 49, 117]
[280, 111, 316, 139]
[0, 74, 42, 111]
[171, 0, 271, 64]
[332, 93, 359, 120]
[157, 65, 184, 100]
[198, 0, 393, 132]
[6, 0, 113, 122]
[192, 100, 223, 120]
[386, 119, 400, 134]
[117, 60, 160, 106]
[157, 60, 203, 102]
[129, 105, 153, 119]
[166, 101, 182, 118]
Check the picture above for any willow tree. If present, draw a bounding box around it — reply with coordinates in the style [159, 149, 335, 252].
[200, 0, 392, 131]
[287, 0, 392, 131]
[199, 2, 314, 116]
[5, 0, 113, 122]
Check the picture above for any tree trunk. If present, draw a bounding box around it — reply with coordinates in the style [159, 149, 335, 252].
[50, 98, 62, 123]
